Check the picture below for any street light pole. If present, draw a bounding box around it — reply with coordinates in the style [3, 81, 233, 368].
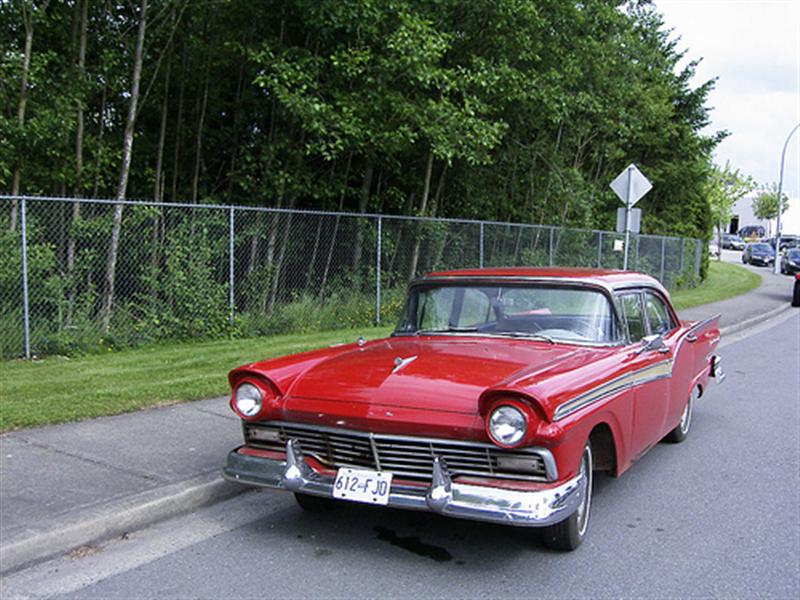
[774, 123, 800, 274]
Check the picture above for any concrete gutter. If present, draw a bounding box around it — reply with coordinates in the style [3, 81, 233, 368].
[0, 472, 243, 575]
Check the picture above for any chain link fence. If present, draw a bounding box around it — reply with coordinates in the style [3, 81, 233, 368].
[0, 196, 702, 359]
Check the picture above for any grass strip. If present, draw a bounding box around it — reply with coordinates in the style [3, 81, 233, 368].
[1, 326, 393, 431]
[671, 260, 761, 310]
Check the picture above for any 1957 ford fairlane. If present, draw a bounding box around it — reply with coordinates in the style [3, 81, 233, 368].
[223, 268, 724, 550]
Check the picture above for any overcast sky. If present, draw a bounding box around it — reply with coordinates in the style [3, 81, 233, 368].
[655, 0, 799, 200]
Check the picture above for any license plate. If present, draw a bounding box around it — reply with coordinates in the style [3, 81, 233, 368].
[332, 468, 393, 505]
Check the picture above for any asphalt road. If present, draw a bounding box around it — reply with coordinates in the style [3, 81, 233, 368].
[3, 312, 799, 600]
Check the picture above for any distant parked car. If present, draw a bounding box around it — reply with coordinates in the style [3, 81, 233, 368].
[780, 248, 800, 275]
[742, 243, 775, 267]
[721, 233, 745, 251]
[738, 225, 766, 242]
[770, 235, 800, 252]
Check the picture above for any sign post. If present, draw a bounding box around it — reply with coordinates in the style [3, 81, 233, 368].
[610, 164, 652, 270]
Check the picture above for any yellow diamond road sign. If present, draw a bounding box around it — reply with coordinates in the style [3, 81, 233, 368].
[610, 163, 652, 207]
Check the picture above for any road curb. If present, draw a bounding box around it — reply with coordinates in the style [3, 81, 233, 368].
[718, 302, 793, 337]
[0, 471, 245, 576]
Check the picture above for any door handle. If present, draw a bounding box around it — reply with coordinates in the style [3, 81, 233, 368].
[686, 334, 697, 343]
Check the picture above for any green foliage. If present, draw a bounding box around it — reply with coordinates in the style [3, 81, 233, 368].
[706, 162, 755, 250]
[1, 0, 718, 358]
[752, 183, 789, 221]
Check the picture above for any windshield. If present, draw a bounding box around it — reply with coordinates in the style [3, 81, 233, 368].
[394, 284, 619, 344]
[751, 243, 773, 252]
[788, 250, 800, 259]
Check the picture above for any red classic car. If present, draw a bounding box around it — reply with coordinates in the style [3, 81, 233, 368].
[223, 268, 724, 550]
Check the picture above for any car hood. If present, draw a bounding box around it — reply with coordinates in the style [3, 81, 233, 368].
[284, 336, 595, 415]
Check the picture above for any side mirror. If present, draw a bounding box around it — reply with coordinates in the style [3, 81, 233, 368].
[635, 334, 668, 355]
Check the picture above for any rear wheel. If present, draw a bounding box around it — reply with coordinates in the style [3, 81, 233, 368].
[665, 391, 694, 443]
[792, 280, 800, 307]
[541, 442, 593, 551]
[294, 492, 336, 513]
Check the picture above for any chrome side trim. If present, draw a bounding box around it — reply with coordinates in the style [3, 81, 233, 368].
[553, 359, 673, 421]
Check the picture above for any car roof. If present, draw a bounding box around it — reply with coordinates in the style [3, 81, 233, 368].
[421, 267, 669, 294]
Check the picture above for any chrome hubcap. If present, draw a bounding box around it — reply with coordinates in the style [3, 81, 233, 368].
[679, 394, 693, 435]
[576, 445, 593, 536]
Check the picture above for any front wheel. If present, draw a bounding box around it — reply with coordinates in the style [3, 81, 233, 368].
[541, 442, 593, 551]
[792, 281, 800, 307]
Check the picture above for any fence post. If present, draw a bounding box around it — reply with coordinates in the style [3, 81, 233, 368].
[20, 197, 31, 359]
[228, 206, 234, 326]
[634, 235, 640, 270]
[694, 240, 701, 278]
[479, 222, 484, 268]
[660, 237, 666, 283]
[376, 216, 382, 325]
[679, 238, 685, 274]
[597, 231, 603, 268]
[548, 227, 554, 267]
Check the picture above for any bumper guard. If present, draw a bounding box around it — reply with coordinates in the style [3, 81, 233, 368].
[223, 440, 585, 528]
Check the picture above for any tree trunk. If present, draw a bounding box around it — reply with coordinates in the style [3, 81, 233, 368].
[350, 162, 374, 272]
[226, 62, 245, 201]
[319, 153, 352, 295]
[191, 68, 209, 204]
[9, 0, 35, 231]
[100, 0, 148, 332]
[66, 0, 89, 326]
[408, 150, 434, 279]
[148, 55, 171, 297]
[170, 47, 187, 201]
[92, 83, 107, 198]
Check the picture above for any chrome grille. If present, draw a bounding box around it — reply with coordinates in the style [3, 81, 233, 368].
[244, 421, 551, 482]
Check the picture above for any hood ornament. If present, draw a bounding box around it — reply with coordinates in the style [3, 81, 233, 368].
[392, 355, 417, 374]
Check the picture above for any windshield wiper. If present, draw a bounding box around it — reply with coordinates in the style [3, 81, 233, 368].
[493, 331, 555, 344]
[415, 326, 480, 335]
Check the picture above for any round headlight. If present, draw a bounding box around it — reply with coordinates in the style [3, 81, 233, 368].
[488, 405, 527, 446]
[234, 383, 263, 418]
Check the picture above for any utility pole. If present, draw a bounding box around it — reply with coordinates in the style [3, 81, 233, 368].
[773, 123, 800, 274]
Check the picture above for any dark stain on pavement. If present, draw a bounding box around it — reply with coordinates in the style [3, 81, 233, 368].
[374, 526, 453, 562]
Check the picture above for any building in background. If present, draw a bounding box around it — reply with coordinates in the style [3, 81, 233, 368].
[729, 195, 800, 237]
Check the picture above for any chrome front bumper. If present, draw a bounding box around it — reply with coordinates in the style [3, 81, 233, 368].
[223, 440, 585, 528]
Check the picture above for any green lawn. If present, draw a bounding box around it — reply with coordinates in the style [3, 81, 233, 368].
[670, 260, 761, 311]
[0, 261, 762, 432]
[0, 326, 393, 431]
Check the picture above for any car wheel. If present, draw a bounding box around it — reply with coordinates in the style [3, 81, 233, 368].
[541, 442, 593, 551]
[792, 281, 800, 307]
[664, 391, 694, 443]
[294, 492, 336, 513]
[741, 255, 747, 264]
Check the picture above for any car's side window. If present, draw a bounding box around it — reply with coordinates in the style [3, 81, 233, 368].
[644, 292, 675, 335]
[619, 293, 646, 342]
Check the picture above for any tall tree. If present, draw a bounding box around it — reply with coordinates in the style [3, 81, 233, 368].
[100, 0, 148, 332]
[752, 182, 790, 229]
[707, 162, 754, 260]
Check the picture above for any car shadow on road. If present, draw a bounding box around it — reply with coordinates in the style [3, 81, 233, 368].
[242, 473, 620, 568]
